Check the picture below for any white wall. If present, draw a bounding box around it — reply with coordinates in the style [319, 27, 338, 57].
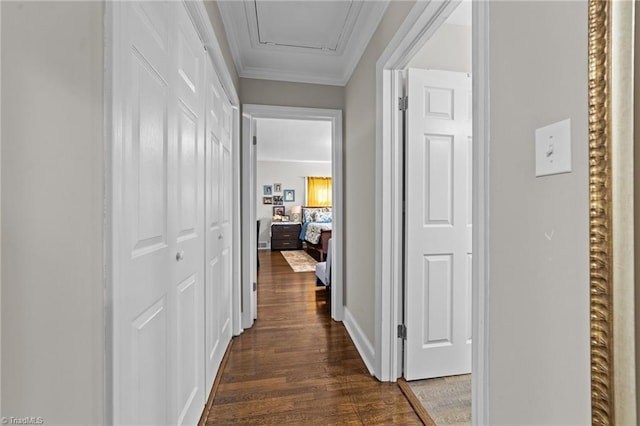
[256, 160, 331, 244]
[408, 23, 471, 73]
[1, 2, 104, 424]
[344, 0, 415, 344]
[488, 1, 590, 423]
[241, 78, 345, 110]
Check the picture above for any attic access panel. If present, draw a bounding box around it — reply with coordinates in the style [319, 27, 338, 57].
[247, 0, 362, 54]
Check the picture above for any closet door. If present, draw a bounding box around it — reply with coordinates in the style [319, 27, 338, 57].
[113, 2, 205, 424]
[114, 3, 173, 424]
[171, 3, 206, 425]
[204, 58, 233, 390]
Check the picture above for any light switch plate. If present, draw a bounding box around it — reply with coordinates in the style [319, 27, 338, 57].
[535, 118, 572, 177]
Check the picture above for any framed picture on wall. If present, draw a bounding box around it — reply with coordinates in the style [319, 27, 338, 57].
[263, 185, 273, 195]
[283, 189, 295, 202]
[273, 195, 283, 205]
[263, 197, 273, 204]
[273, 206, 285, 216]
[274, 183, 282, 193]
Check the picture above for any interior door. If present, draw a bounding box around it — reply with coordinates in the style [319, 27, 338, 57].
[404, 69, 472, 380]
[172, 4, 206, 424]
[115, 3, 173, 423]
[114, 2, 205, 424]
[204, 58, 233, 390]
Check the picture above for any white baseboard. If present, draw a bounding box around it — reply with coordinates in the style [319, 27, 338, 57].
[343, 307, 375, 375]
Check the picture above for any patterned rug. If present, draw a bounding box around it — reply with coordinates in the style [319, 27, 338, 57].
[407, 374, 471, 426]
[280, 250, 318, 272]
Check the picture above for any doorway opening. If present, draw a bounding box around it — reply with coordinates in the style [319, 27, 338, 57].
[241, 105, 343, 329]
[375, 0, 488, 423]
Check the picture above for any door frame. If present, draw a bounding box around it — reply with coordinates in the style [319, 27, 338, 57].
[104, 1, 242, 423]
[374, 0, 489, 423]
[241, 104, 344, 325]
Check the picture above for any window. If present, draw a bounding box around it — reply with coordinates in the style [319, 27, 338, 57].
[306, 177, 332, 206]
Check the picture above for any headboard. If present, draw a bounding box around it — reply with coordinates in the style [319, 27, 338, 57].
[301, 206, 332, 223]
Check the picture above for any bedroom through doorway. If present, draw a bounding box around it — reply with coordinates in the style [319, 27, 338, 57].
[241, 105, 343, 329]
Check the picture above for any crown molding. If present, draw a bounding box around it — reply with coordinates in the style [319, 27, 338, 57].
[218, 0, 389, 87]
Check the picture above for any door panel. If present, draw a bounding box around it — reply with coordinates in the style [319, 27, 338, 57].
[116, 2, 207, 424]
[177, 106, 198, 240]
[117, 3, 172, 424]
[176, 275, 199, 424]
[171, 4, 205, 424]
[405, 69, 472, 380]
[422, 255, 453, 345]
[130, 45, 168, 257]
[423, 135, 453, 225]
[204, 58, 233, 391]
[131, 298, 168, 426]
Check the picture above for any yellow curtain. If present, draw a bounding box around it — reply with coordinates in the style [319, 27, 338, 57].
[307, 177, 332, 206]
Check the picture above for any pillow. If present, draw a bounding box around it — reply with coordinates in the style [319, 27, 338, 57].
[313, 211, 332, 222]
[303, 207, 332, 223]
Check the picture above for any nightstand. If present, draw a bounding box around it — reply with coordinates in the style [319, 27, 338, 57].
[271, 222, 302, 250]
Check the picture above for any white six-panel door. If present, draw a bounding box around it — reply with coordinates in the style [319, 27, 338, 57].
[204, 58, 233, 390]
[405, 69, 472, 380]
[113, 2, 233, 423]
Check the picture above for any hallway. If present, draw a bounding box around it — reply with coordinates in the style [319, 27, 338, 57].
[202, 250, 421, 424]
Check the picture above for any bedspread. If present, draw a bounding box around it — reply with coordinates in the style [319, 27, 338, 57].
[303, 222, 332, 244]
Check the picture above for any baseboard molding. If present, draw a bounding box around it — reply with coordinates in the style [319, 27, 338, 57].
[199, 338, 234, 426]
[343, 307, 375, 375]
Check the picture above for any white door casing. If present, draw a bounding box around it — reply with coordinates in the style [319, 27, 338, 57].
[241, 105, 344, 323]
[241, 110, 258, 328]
[405, 69, 472, 380]
[204, 58, 233, 391]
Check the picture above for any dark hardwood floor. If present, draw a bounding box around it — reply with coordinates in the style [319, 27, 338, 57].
[202, 250, 421, 425]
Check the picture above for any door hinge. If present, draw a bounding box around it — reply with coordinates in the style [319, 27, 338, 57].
[397, 324, 407, 339]
[253, 136, 257, 146]
[398, 96, 408, 111]
[253, 281, 257, 291]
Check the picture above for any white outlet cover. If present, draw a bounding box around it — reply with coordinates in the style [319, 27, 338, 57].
[535, 118, 572, 177]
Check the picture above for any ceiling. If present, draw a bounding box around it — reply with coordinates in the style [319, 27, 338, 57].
[217, 0, 389, 86]
[256, 118, 332, 163]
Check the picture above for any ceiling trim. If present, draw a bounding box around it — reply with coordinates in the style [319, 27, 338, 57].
[257, 158, 332, 164]
[338, 1, 389, 85]
[217, 1, 389, 87]
[217, 1, 247, 82]
[239, 65, 346, 86]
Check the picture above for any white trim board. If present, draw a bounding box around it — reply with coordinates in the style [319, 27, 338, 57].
[471, 1, 490, 423]
[0, 2, 3, 417]
[343, 307, 375, 375]
[241, 104, 344, 324]
[374, 0, 489, 424]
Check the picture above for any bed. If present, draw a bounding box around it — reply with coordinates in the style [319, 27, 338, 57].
[299, 207, 332, 261]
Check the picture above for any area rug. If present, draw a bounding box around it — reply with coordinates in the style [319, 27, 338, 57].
[280, 250, 318, 272]
[407, 374, 471, 426]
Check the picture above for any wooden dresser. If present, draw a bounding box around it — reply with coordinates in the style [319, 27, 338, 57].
[271, 222, 302, 250]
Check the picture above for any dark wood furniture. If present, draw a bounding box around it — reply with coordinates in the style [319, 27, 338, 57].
[305, 229, 332, 261]
[271, 222, 302, 250]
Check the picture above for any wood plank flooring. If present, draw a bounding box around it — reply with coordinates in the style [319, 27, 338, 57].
[202, 250, 421, 425]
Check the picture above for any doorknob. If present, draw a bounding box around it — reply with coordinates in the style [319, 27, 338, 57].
[218, 234, 223, 240]
[176, 251, 185, 261]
